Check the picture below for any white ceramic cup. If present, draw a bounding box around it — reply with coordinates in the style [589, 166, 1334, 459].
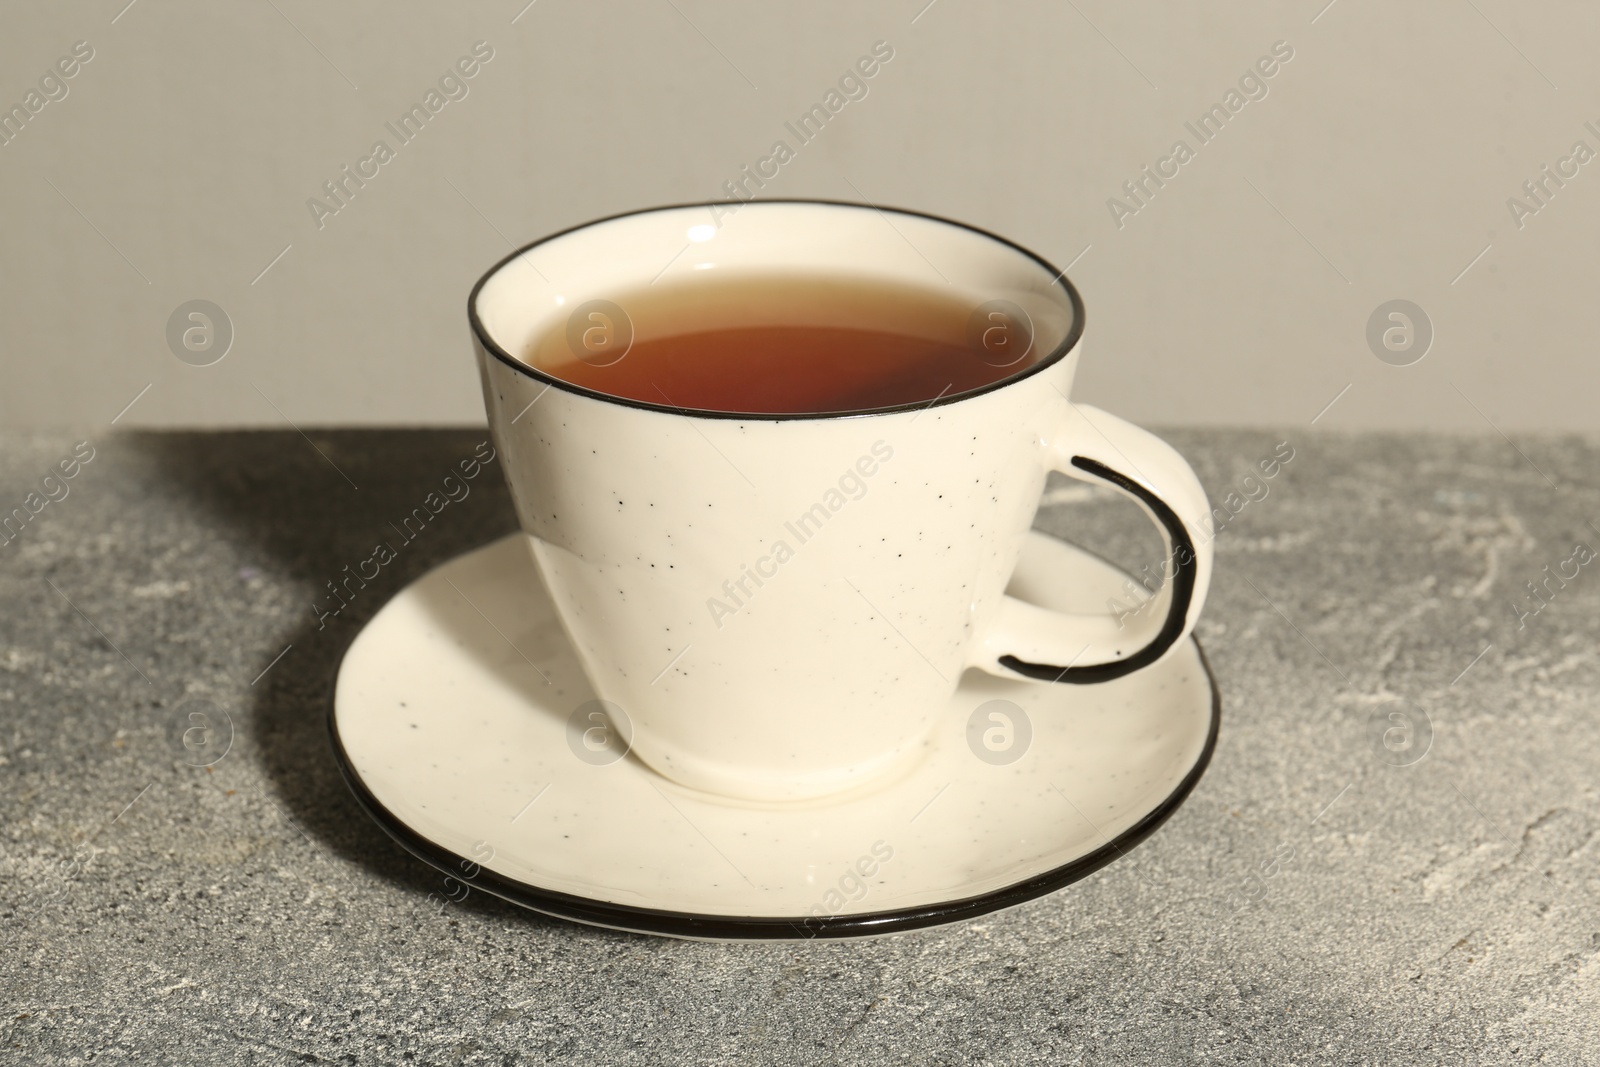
[470, 201, 1213, 802]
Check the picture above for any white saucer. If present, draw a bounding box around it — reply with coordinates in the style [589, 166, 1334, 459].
[330, 532, 1219, 940]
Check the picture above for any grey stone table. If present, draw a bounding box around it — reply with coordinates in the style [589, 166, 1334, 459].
[2, 428, 1597, 1066]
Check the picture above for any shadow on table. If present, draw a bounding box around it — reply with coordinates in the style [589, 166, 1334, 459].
[130, 429, 567, 928]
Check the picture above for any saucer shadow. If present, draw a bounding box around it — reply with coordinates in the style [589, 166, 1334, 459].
[129, 429, 568, 927]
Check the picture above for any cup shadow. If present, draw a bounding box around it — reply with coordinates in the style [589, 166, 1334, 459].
[129, 429, 571, 927]
[407, 533, 594, 728]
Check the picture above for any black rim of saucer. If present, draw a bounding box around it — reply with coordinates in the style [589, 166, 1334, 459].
[466, 198, 1088, 422]
[326, 607, 1220, 942]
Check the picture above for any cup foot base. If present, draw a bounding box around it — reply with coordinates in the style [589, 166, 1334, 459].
[627, 732, 937, 807]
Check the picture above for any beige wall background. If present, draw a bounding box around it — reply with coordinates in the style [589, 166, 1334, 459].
[1, 0, 1596, 432]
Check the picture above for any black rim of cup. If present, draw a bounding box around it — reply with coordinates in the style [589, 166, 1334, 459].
[467, 198, 1087, 421]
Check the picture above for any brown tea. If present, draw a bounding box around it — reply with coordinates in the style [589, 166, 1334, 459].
[525, 272, 1042, 414]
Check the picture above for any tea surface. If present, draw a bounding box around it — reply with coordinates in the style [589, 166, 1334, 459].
[525, 272, 1040, 414]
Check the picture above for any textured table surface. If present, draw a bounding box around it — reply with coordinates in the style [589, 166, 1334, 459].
[2, 428, 1597, 1066]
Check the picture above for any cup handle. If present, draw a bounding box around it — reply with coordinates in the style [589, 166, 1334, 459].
[972, 403, 1214, 684]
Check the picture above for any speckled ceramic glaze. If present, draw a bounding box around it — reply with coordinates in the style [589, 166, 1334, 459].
[330, 531, 1218, 940]
[468, 201, 1214, 802]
